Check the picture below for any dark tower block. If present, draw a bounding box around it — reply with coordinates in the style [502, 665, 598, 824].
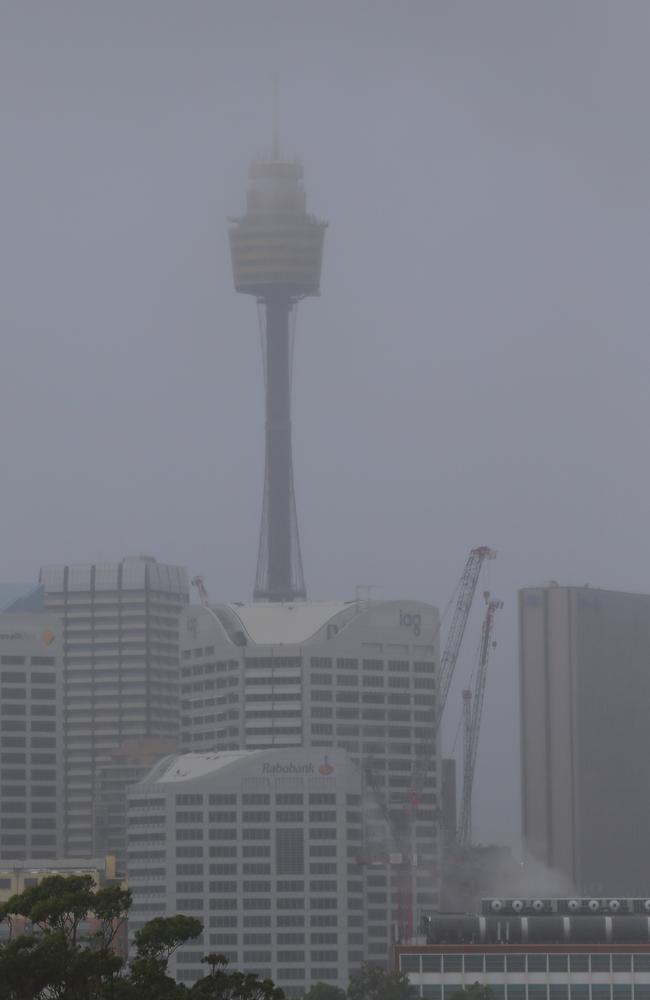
[229, 153, 326, 602]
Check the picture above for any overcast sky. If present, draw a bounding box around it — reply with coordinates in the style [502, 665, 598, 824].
[2, 0, 649, 845]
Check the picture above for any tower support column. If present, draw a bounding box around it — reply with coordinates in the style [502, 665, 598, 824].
[263, 293, 293, 600]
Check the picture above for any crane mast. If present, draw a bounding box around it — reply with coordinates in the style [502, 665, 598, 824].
[436, 546, 496, 729]
[457, 594, 503, 846]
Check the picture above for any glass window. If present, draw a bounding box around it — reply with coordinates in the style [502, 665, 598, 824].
[549, 956, 568, 972]
[422, 955, 441, 973]
[569, 987, 589, 1000]
[612, 989, 630, 1000]
[506, 955, 526, 972]
[507, 988, 526, 1000]
[549, 988, 568, 1000]
[569, 955, 589, 973]
[400, 956, 420, 973]
[464, 955, 483, 973]
[591, 955, 611, 973]
[528, 955, 547, 972]
[612, 956, 631, 972]
[443, 956, 462, 972]
[529, 988, 547, 1000]
[634, 955, 650, 972]
[422, 988, 441, 1000]
[486, 955, 504, 972]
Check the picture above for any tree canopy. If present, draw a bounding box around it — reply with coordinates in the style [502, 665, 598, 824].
[0, 875, 285, 1000]
[346, 963, 412, 1000]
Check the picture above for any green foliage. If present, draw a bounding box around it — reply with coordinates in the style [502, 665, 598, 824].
[448, 986, 493, 1000]
[303, 983, 347, 1000]
[347, 964, 412, 1000]
[0, 875, 285, 1000]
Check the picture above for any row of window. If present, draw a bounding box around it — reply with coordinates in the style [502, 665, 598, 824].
[401, 955, 650, 974]
[412, 988, 650, 1000]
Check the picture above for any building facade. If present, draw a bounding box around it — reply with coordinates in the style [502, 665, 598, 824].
[519, 585, 650, 895]
[40, 556, 189, 857]
[397, 898, 650, 1000]
[0, 590, 63, 862]
[180, 599, 440, 936]
[127, 747, 375, 993]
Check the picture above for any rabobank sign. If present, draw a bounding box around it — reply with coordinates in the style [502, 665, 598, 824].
[262, 762, 315, 775]
[262, 756, 335, 777]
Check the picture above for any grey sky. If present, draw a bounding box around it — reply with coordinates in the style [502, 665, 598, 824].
[1, 0, 649, 845]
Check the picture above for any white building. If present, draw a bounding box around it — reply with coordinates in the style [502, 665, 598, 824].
[0, 585, 63, 860]
[179, 599, 440, 945]
[40, 556, 189, 857]
[127, 746, 374, 993]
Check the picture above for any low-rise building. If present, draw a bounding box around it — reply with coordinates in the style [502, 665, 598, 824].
[397, 898, 650, 1000]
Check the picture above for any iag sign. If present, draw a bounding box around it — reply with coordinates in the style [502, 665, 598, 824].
[399, 610, 421, 636]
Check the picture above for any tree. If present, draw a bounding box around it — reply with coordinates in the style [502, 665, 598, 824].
[303, 984, 346, 1000]
[190, 954, 285, 1000]
[347, 964, 411, 1000]
[0, 874, 284, 1000]
[448, 986, 493, 1000]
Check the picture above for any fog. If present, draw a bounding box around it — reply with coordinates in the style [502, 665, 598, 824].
[2, 0, 650, 848]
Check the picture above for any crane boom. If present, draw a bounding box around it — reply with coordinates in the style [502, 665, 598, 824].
[436, 546, 496, 729]
[457, 594, 503, 846]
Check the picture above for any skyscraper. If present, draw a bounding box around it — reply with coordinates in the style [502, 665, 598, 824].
[0, 584, 63, 861]
[520, 584, 650, 894]
[40, 556, 188, 856]
[180, 598, 440, 950]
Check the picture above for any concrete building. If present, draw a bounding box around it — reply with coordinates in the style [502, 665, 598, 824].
[127, 747, 376, 993]
[39, 556, 189, 857]
[519, 585, 650, 895]
[0, 584, 63, 861]
[93, 737, 178, 869]
[180, 599, 440, 929]
[397, 897, 650, 1000]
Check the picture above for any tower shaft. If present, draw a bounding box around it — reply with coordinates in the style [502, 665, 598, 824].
[254, 294, 305, 602]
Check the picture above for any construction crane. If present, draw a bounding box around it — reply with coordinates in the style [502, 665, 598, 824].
[191, 575, 210, 606]
[436, 546, 496, 729]
[457, 593, 503, 846]
[407, 546, 495, 809]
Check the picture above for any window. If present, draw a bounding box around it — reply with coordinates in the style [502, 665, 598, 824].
[276, 828, 304, 875]
[527, 954, 547, 972]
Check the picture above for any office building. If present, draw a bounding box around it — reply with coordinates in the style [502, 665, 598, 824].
[93, 736, 178, 869]
[180, 599, 440, 930]
[40, 556, 189, 857]
[127, 747, 375, 993]
[0, 584, 63, 861]
[520, 585, 650, 895]
[398, 897, 650, 1000]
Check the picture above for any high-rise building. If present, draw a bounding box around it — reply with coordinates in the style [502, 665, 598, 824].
[93, 736, 178, 869]
[39, 556, 189, 857]
[0, 583, 63, 861]
[519, 584, 650, 895]
[127, 747, 379, 993]
[180, 598, 440, 940]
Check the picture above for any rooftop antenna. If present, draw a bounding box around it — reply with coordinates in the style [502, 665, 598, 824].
[272, 73, 280, 160]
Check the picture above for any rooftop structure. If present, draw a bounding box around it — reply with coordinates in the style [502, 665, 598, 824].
[229, 143, 326, 602]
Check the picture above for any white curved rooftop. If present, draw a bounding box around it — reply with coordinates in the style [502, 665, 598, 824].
[154, 750, 263, 783]
[225, 601, 352, 645]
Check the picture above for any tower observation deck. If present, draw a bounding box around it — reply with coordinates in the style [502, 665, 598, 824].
[229, 149, 327, 602]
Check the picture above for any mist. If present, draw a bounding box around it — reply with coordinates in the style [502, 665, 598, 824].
[2, 0, 650, 850]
